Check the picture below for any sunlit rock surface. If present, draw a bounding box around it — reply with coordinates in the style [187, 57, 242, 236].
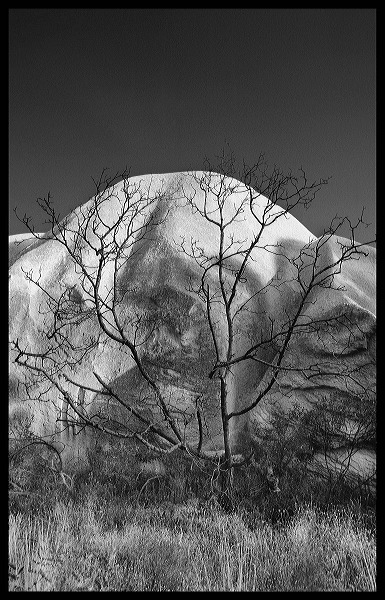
[9, 172, 375, 484]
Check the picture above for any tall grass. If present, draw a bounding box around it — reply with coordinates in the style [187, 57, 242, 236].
[9, 436, 376, 591]
[9, 495, 376, 591]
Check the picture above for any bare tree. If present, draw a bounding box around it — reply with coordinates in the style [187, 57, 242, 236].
[11, 170, 224, 471]
[175, 152, 375, 496]
[10, 155, 376, 504]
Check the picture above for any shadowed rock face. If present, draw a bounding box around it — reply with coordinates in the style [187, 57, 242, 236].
[249, 235, 376, 485]
[9, 171, 376, 484]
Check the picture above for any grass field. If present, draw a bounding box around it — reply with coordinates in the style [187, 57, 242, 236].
[9, 435, 376, 591]
[9, 491, 376, 591]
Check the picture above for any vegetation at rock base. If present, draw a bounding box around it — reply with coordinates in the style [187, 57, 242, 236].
[9, 439, 376, 592]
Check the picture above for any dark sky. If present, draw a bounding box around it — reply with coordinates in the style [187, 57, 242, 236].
[9, 8, 376, 243]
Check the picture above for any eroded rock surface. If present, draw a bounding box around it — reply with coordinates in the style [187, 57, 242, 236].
[9, 171, 375, 485]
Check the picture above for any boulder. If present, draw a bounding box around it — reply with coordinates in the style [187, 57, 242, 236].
[9, 171, 375, 485]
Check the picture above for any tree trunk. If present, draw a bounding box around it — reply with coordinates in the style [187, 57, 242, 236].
[218, 374, 235, 510]
[218, 455, 235, 512]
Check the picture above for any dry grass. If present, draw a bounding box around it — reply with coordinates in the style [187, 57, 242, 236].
[9, 496, 376, 591]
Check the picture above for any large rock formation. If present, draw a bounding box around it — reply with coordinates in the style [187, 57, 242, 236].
[9, 171, 375, 485]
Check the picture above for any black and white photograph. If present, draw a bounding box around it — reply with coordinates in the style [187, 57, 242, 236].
[9, 8, 376, 592]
